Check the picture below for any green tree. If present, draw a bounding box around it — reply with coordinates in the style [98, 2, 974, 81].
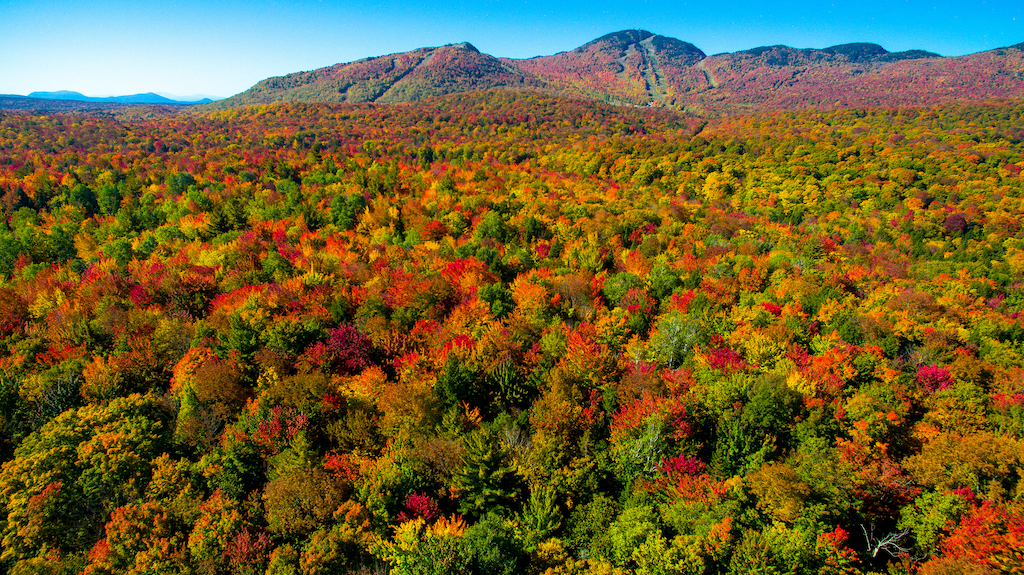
[710, 375, 800, 477]
[520, 485, 562, 551]
[462, 513, 525, 575]
[453, 426, 522, 519]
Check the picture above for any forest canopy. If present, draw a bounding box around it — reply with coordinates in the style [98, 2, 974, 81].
[1, 91, 1024, 574]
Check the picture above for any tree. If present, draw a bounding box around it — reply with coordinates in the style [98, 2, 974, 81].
[923, 499, 1024, 573]
[453, 426, 523, 519]
[372, 516, 472, 575]
[648, 309, 703, 369]
[82, 500, 192, 575]
[0, 394, 172, 567]
[709, 375, 800, 477]
[520, 485, 562, 551]
[264, 466, 350, 540]
[298, 504, 372, 575]
[462, 513, 526, 575]
[187, 490, 246, 574]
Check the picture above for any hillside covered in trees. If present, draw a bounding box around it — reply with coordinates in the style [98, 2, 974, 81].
[210, 30, 1024, 114]
[1, 91, 1024, 574]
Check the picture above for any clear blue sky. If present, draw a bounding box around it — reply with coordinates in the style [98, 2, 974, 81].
[1, 0, 1020, 99]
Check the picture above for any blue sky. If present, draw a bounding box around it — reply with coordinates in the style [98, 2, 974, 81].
[1, 0, 1020, 99]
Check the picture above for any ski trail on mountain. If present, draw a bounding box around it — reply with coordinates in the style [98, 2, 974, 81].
[613, 39, 671, 104]
[639, 36, 670, 103]
[375, 50, 436, 102]
[697, 59, 719, 89]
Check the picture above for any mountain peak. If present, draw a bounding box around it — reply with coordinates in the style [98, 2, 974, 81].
[822, 42, 889, 61]
[29, 90, 87, 100]
[732, 42, 936, 65]
[446, 42, 480, 53]
[582, 29, 656, 51]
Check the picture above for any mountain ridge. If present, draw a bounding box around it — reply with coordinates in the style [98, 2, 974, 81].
[27, 90, 214, 105]
[207, 30, 1024, 113]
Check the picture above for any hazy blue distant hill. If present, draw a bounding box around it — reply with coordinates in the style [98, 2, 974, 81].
[155, 92, 218, 103]
[27, 91, 212, 105]
[0, 94, 131, 112]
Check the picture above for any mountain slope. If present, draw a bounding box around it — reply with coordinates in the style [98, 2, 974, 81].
[215, 43, 546, 108]
[374, 43, 546, 103]
[508, 30, 707, 105]
[209, 31, 1024, 113]
[692, 43, 1023, 109]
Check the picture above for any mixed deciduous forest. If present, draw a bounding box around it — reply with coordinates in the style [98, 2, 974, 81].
[1, 91, 1024, 574]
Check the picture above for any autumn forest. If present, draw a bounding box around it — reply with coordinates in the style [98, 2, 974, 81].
[1, 88, 1024, 575]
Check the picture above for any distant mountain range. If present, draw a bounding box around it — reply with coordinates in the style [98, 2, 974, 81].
[28, 91, 214, 105]
[0, 91, 216, 112]
[208, 30, 1024, 113]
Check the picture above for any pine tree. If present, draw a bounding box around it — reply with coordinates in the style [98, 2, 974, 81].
[453, 426, 522, 518]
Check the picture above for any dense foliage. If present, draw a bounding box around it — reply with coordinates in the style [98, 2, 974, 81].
[1, 91, 1024, 574]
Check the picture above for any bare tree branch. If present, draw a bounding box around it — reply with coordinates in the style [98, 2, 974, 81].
[861, 523, 912, 558]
